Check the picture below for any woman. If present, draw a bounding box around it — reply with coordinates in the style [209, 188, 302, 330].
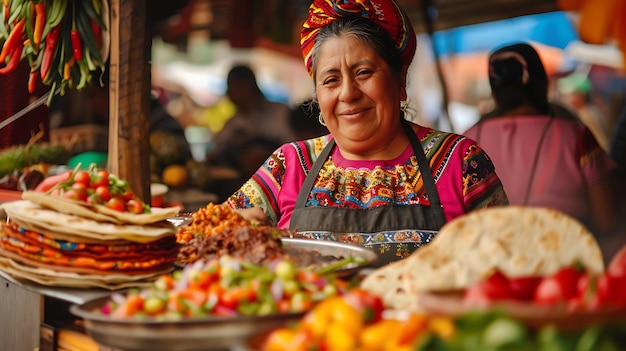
[226, 0, 508, 262]
[464, 43, 616, 235]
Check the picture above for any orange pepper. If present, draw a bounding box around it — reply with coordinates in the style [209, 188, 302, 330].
[33, 2, 45, 47]
[396, 313, 429, 346]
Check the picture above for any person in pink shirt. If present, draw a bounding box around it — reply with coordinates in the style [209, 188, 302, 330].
[464, 43, 616, 235]
[225, 0, 508, 264]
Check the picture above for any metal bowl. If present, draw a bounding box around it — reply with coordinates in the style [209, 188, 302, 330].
[281, 238, 378, 277]
[70, 296, 304, 351]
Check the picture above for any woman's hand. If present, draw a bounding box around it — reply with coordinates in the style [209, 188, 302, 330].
[236, 207, 270, 225]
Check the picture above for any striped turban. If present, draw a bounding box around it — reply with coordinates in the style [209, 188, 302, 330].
[301, 0, 417, 76]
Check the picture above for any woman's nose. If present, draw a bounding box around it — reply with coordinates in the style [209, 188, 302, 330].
[338, 79, 361, 102]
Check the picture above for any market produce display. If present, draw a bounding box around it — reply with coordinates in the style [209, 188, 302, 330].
[360, 206, 605, 312]
[0, 168, 180, 289]
[99, 255, 348, 319]
[0, 0, 109, 103]
[22, 164, 180, 224]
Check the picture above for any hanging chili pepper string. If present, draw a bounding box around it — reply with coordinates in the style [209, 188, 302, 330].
[0, 0, 107, 102]
[33, 1, 44, 47]
[0, 17, 25, 62]
[0, 40, 23, 73]
[70, 1, 81, 61]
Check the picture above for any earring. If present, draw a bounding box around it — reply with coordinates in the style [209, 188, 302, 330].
[400, 100, 408, 113]
[318, 112, 326, 126]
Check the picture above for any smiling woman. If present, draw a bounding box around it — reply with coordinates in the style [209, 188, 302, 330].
[224, 0, 508, 264]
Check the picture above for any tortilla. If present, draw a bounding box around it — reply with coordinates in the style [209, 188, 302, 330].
[22, 191, 181, 225]
[361, 206, 605, 312]
[2, 223, 178, 261]
[2, 200, 176, 243]
[0, 256, 163, 290]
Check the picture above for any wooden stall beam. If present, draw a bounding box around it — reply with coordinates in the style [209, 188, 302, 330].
[108, 0, 151, 201]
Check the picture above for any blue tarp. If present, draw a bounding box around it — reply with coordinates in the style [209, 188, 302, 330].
[433, 11, 579, 57]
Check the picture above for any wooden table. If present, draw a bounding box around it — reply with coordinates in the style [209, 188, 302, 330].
[0, 272, 115, 351]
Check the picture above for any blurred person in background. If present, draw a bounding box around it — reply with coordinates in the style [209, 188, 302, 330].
[289, 99, 328, 140]
[463, 43, 617, 236]
[207, 64, 297, 178]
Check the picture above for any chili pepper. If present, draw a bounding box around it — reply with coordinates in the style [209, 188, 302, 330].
[34, 171, 73, 192]
[70, 29, 82, 61]
[28, 70, 37, 93]
[40, 24, 61, 81]
[63, 57, 75, 81]
[0, 18, 25, 63]
[0, 41, 23, 74]
[90, 19, 102, 49]
[33, 1, 45, 47]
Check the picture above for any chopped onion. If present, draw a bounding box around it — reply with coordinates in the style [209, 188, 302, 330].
[111, 293, 126, 305]
[270, 280, 284, 302]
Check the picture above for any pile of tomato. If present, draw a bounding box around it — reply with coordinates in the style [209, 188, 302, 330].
[101, 256, 347, 320]
[463, 245, 626, 311]
[34, 164, 150, 214]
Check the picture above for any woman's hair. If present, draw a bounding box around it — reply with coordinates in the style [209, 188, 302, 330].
[488, 43, 549, 114]
[309, 17, 404, 83]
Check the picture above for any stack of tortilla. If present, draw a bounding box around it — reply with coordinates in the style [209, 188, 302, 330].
[361, 206, 605, 312]
[0, 191, 180, 289]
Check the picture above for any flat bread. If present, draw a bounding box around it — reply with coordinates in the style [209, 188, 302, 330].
[1, 223, 178, 262]
[0, 256, 162, 290]
[22, 191, 180, 225]
[1, 200, 176, 243]
[0, 247, 174, 276]
[361, 206, 605, 312]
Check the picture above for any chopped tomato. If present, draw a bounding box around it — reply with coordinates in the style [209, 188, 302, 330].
[508, 276, 542, 301]
[534, 266, 582, 304]
[342, 288, 385, 323]
[464, 270, 514, 303]
[608, 244, 626, 277]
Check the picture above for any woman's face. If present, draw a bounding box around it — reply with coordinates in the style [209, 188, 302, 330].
[314, 35, 406, 157]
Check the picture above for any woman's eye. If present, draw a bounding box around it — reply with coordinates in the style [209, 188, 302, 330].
[322, 77, 338, 85]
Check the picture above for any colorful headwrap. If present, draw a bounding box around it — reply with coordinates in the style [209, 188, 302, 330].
[301, 0, 417, 76]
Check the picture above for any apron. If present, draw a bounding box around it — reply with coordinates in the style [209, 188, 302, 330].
[289, 120, 446, 264]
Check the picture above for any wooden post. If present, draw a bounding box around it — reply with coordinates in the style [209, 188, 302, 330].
[107, 0, 151, 201]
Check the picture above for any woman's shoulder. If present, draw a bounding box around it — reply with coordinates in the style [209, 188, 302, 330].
[415, 125, 476, 149]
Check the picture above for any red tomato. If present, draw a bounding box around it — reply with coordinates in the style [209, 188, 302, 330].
[73, 171, 91, 187]
[342, 288, 385, 323]
[587, 272, 626, 310]
[220, 287, 255, 310]
[608, 244, 626, 277]
[87, 193, 103, 205]
[126, 199, 145, 214]
[508, 276, 542, 301]
[34, 171, 72, 192]
[534, 267, 582, 304]
[95, 186, 111, 202]
[62, 189, 87, 202]
[105, 197, 125, 212]
[91, 170, 110, 188]
[122, 189, 135, 201]
[464, 270, 514, 303]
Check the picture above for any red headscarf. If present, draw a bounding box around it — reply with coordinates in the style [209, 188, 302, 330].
[301, 0, 417, 77]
